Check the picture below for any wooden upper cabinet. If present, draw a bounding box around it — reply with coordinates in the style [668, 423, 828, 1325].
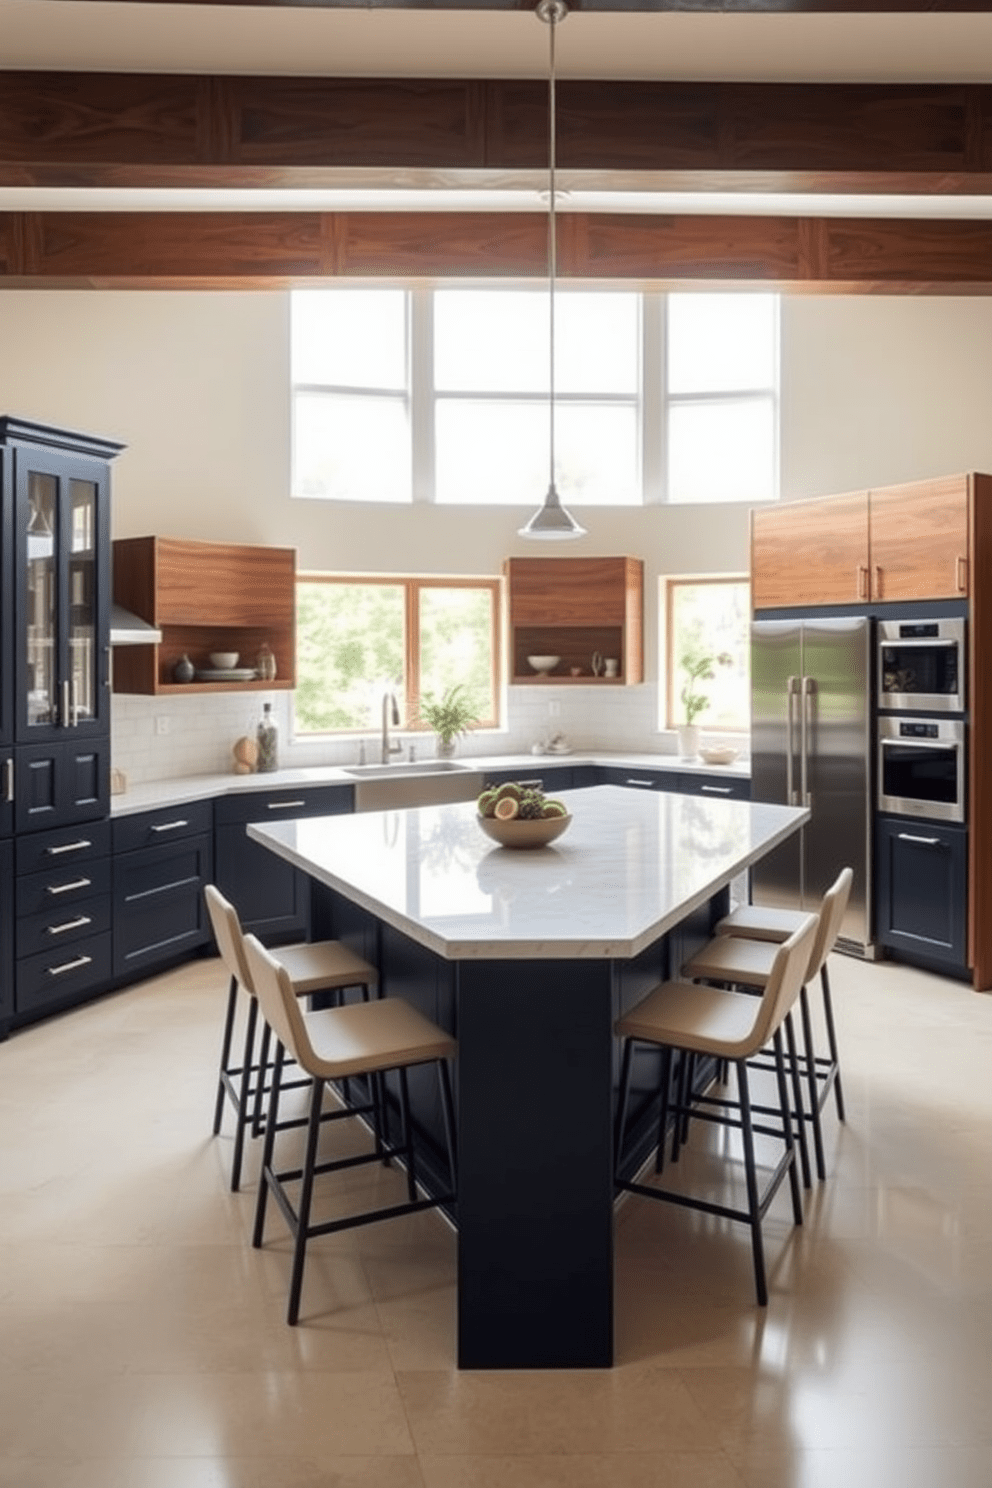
[505, 556, 643, 684]
[751, 490, 870, 609]
[150, 538, 295, 627]
[868, 475, 969, 602]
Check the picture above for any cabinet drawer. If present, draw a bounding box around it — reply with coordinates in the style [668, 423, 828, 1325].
[113, 833, 214, 977]
[113, 799, 213, 854]
[15, 931, 113, 1017]
[17, 892, 112, 960]
[214, 784, 353, 827]
[16, 818, 112, 875]
[16, 857, 112, 917]
[598, 767, 676, 792]
[679, 774, 751, 802]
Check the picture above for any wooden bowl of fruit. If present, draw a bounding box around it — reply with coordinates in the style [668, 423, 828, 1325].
[476, 782, 572, 849]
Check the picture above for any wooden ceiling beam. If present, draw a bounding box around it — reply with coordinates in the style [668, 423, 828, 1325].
[3, 73, 992, 189]
[3, 208, 992, 290]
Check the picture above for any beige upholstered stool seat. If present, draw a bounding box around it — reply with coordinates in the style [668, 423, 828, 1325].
[715, 904, 811, 942]
[244, 933, 457, 1327]
[204, 883, 377, 1192]
[292, 994, 456, 1081]
[614, 914, 818, 1306]
[681, 934, 776, 988]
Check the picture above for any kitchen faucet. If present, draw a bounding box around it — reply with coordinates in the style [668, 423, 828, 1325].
[381, 691, 402, 765]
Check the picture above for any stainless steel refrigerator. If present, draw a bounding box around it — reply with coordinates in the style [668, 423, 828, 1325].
[750, 616, 873, 955]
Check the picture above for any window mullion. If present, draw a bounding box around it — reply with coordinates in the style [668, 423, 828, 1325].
[410, 287, 434, 504]
[642, 291, 663, 506]
[406, 580, 422, 726]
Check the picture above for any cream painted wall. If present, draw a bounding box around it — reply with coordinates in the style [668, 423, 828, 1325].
[3, 286, 992, 693]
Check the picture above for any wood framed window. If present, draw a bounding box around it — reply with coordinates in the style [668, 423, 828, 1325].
[662, 574, 751, 733]
[295, 573, 502, 736]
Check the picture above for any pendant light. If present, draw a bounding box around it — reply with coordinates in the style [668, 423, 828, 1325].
[519, 0, 586, 541]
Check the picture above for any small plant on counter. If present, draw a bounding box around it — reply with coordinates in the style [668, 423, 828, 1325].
[416, 683, 480, 754]
[680, 648, 733, 725]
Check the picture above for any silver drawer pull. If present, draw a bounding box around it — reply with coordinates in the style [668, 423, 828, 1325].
[3, 757, 13, 805]
[150, 819, 189, 833]
[46, 877, 92, 896]
[624, 778, 655, 788]
[46, 838, 92, 856]
[48, 915, 93, 936]
[48, 954, 93, 977]
[700, 785, 733, 795]
[897, 832, 942, 847]
[267, 799, 306, 809]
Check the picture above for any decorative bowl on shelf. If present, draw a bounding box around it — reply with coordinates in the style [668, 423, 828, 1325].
[698, 746, 740, 766]
[478, 813, 572, 850]
[209, 651, 240, 670]
[527, 655, 561, 675]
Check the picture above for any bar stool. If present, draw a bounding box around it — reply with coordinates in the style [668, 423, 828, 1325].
[205, 884, 378, 1192]
[614, 914, 818, 1307]
[681, 867, 853, 1182]
[243, 933, 458, 1326]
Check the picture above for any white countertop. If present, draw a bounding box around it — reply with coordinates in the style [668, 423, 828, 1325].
[109, 749, 750, 817]
[247, 785, 805, 962]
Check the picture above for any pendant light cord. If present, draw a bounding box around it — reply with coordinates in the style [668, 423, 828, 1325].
[546, 0, 560, 492]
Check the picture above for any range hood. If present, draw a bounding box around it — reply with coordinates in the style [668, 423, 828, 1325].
[110, 602, 162, 645]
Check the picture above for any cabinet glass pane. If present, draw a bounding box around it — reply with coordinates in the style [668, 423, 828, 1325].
[69, 479, 97, 723]
[26, 473, 57, 728]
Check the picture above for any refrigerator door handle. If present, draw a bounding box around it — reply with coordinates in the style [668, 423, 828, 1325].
[785, 675, 799, 805]
[800, 675, 816, 807]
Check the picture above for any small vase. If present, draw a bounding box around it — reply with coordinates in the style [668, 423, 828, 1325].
[172, 653, 195, 684]
[436, 736, 457, 759]
[678, 724, 701, 759]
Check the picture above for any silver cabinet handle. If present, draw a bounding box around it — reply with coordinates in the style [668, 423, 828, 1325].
[46, 877, 92, 895]
[71, 677, 80, 726]
[48, 915, 93, 936]
[623, 778, 655, 789]
[46, 838, 92, 856]
[150, 819, 189, 833]
[3, 757, 13, 805]
[267, 799, 306, 809]
[897, 832, 942, 846]
[61, 679, 71, 728]
[48, 954, 93, 977]
[700, 784, 732, 794]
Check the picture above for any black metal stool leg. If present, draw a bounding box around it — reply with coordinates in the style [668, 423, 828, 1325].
[736, 1058, 768, 1307]
[253, 1038, 286, 1249]
[784, 1009, 812, 1189]
[230, 994, 259, 1193]
[212, 973, 239, 1135]
[438, 1059, 458, 1190]
[773, 1027, 804, 1226]
[399, 1066, 417, 1203]
[654, 1045, 673, 1174]
[251, 1019, 272, 1139]
[799, 984, 828, 1181]
[820, 963, 846, 1121]
[614, 1038, 634, 1173]
[287, 1075, 326, 1326]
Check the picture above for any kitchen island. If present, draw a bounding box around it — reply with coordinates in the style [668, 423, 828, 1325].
[249, 784, 808, 1369]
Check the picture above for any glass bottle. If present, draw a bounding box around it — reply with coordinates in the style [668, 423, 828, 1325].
[256, 642, 276, 682]
[256, 702, 279, 773]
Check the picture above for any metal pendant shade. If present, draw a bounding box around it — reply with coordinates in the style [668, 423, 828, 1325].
[519, 0, 586, 541]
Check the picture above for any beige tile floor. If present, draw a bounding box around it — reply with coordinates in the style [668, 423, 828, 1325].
[1, 950, 992, 1487]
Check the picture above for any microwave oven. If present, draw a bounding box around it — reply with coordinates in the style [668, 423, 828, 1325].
[877, 617, 965, 714]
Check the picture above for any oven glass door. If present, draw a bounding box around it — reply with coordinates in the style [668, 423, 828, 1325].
[879, 738, 964, 821]
[878, 638, 962, 712]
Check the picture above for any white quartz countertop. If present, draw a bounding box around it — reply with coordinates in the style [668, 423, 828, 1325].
[109, 749, 750, 818]
[247, 785, 806, 962]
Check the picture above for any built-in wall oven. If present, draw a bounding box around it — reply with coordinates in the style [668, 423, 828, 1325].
[877, 716, 965, 823]
[877, 617, 966, 714]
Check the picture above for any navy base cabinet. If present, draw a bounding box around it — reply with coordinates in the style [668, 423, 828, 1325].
[112, 802, 214, 980]
[875, 816, 968, 972]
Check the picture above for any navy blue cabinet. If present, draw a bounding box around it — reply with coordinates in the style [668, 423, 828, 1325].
[0, 839, 12, 1038]
[875, 816, 968, 971]
[597, 764, 750, 802]
[13, 819, 113, 1023]
[214, 784, 353, 942]
[112, 801, 214, 980]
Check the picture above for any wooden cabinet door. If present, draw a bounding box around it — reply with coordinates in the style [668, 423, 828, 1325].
[154, 539, 295, 627]
[507, 557, 630, 626]
[869, 475, 970, 601]
[751, 491, 869, 609]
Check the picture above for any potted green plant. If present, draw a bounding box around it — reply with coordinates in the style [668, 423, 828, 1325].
[417, 683, 480, 758]
[678, 648, 732, 758]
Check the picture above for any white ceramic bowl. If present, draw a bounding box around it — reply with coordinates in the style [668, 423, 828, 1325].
[698, 746, 739, 766]
[478, 812, 572, 849]
[527, 655, 561, 675]
[209, 651, 239, 670]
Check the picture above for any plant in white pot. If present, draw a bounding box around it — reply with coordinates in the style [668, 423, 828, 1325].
[678, 648, 732, 758]
[417, 683, 480, 758]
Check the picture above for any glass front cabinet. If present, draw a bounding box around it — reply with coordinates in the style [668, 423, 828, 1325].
[2, 418, 124, 833]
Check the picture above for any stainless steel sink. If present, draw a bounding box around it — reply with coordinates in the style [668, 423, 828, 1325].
[346, 760, 485, 812]
[343, 760, 472, 779]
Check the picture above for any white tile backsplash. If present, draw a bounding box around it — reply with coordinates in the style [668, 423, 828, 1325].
[111, 684, 748, 785]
